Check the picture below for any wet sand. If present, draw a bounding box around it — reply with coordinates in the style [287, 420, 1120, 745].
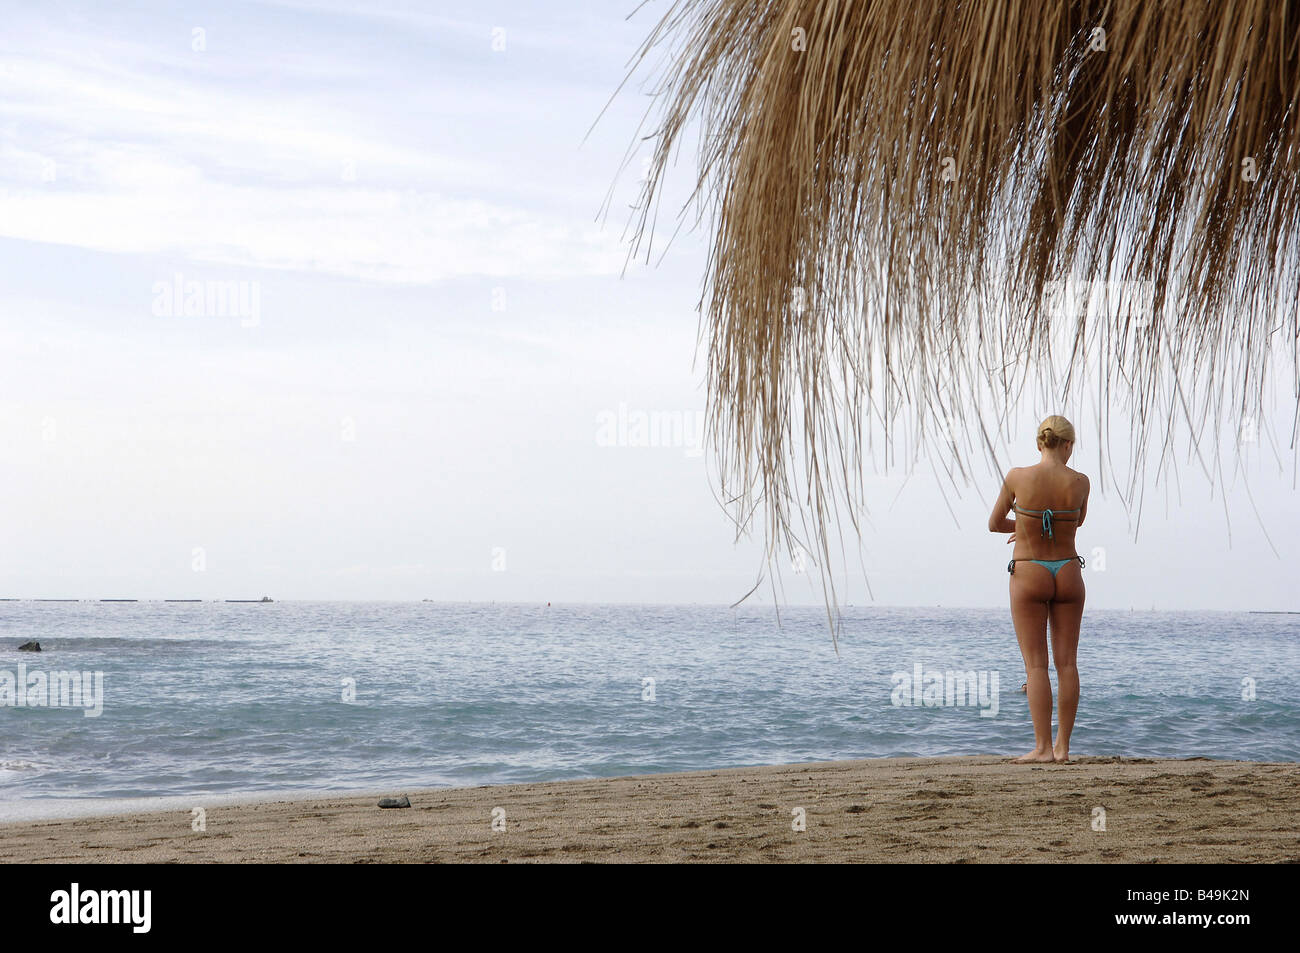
[3, 756, 1297, 863]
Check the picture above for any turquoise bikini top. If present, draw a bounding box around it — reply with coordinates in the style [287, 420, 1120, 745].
[1014, 505, 1080, 540]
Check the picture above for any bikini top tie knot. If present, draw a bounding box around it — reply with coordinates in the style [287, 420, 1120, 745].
[1040, 509, 1055, 539]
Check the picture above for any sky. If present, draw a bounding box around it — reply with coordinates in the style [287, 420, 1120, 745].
[1, 0, 1297, 610]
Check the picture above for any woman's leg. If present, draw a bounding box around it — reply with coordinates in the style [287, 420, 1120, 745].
[1009, 567, 1055, 762]
[1048, 563, 1085, 762]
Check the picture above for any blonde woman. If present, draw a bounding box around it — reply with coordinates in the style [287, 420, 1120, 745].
[987, 416, 1090, 764]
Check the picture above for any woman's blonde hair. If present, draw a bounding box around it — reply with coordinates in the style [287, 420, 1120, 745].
[1037, 415, 1076, 450]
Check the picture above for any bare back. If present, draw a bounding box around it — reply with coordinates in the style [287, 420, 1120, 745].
[1006, 463, 1089, 560]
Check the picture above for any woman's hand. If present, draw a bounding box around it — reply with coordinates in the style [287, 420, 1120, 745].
[1007, 533, 1016, 544]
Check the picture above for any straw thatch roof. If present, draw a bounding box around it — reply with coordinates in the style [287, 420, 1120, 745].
[623, 0, 1299, 637]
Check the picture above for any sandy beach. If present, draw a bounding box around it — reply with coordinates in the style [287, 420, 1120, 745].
[3, 756, 1296, 863]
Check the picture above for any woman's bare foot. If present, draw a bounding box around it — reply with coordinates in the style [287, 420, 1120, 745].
[1012, 748, 1056, 763]
[1053, 745, 1071, 763]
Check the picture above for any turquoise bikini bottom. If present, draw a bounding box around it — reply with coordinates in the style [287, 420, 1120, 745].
[1007, 556, 1084, 577]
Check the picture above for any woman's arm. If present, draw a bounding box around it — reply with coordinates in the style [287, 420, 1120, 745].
[988, 470, 1018, 533]
[1076, 474, 1090, 527]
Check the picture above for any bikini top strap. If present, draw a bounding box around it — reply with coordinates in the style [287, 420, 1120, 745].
[1014, 504, 1080, 540]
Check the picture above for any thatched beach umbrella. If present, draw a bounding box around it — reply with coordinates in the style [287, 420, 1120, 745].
[624, 0, 1300, 637]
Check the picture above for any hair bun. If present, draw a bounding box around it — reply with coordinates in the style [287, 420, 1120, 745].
[1036, 416, 1075, 449]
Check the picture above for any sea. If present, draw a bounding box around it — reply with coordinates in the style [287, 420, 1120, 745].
[1, 601, 1295, 822]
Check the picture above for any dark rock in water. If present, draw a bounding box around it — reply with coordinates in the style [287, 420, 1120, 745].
[18, 641, 40, 652]
[377, 796, 411, 809]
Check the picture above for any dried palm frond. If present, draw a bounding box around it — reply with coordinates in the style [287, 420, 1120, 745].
[622, 0, 1300, 643]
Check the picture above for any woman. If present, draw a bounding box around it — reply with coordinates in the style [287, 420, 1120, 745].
[988, 416, 1090, 764]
